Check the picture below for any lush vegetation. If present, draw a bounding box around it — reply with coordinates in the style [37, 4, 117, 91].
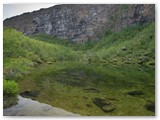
[31, 33, 97, 51]
[3, 22, 155, 107]
[31, 23, 155, 66]
[3, 80, 19, 95]
[3, 28, 81, 96]
[84, 22, 155, 65]
[3, 28, 81, 81]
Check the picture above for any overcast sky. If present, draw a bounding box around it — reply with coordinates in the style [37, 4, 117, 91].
[3, 4, 56, 20]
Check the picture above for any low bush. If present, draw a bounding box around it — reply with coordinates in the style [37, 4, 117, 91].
[3, 80, 19, 95]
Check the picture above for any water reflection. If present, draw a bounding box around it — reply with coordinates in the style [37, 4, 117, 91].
[3, 96, 80, 116]
[17, 62, 155, 116]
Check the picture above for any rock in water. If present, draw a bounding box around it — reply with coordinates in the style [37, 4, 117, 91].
[145, 102, 155, 112]
[83, 88, 100, 93]
[20, 90, 39, 97]
[47, 61, 53, 64]
[128, 91, 144, 96]
[86, 104, 92, 108]
[92, 97, 115, 112]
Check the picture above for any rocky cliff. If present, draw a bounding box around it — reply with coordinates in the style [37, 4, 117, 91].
[4, 4, 155, 43]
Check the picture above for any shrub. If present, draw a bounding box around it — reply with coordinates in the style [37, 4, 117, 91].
[3, 80, 19, 95]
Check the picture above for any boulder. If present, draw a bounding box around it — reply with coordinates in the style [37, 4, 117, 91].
[128, 91, 144, 96]
[83, 88, 100, 93]
[93, 97, 115, 112]
[20, 90, 39, 97]
[145, 102, 155, 112]
[121, 46, 127, 51]
[86, 104, 92, 108]
[47, 61, 53, 64]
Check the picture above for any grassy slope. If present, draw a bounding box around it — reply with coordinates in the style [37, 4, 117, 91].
[3, 22, 155, 80]
[31, 34, 97, 51]
[32, 22, 155, 66]
[3, 28, 81, 80]
[84, 22, 155, 65]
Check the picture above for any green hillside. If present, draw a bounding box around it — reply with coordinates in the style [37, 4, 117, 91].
[3, 22, 155, 97]
[85, 22, 155, 65]
[3, 28, 81, 81]
[30, 22, 155, 66]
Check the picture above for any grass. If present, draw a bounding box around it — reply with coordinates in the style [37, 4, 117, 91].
[31, 33, 97, 51]
[30, 34, 74, 47]
[3, 28, 81, 80]
[30, 22, 155, 66]
[86, 22, 155, 65]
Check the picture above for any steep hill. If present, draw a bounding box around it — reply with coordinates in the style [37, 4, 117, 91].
[4, 4, 155, 43]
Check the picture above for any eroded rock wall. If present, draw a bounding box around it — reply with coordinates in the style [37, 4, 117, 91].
[4, 4, 155, 42]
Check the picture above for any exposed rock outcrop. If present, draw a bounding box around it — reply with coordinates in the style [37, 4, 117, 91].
[4, 4, 155, 43]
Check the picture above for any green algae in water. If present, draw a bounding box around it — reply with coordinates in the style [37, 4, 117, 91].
[18, 62, 155, 116]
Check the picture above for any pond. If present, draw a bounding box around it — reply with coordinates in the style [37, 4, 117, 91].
[3, 96, 80, 116]
[6, 62, 155, 116]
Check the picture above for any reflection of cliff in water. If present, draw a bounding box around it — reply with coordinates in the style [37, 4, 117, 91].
[17, 62, 155, 116]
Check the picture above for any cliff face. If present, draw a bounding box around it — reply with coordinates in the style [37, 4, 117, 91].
[4, 4, 155, 43]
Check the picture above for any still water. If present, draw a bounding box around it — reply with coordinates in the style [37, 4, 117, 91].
[4, 96, 80, 116]
[5, 62, 155, 116]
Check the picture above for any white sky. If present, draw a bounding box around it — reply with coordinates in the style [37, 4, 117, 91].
[3, 4, 56, 20]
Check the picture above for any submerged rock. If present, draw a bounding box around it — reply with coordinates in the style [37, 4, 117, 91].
[20, 90, 39, 97]
[138, 57, 149, 65]
[83, 88, 100, 93]
[47, 61, 53, 64]
[92, 97, 115, 112]
[145, 102, 155, 112]
[128, 91, 144, 96]
[148, 61, 155, 66]
[86, 104, 92, 108]
[121, 46, 127, 51]
[83, 96, 88, 99]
